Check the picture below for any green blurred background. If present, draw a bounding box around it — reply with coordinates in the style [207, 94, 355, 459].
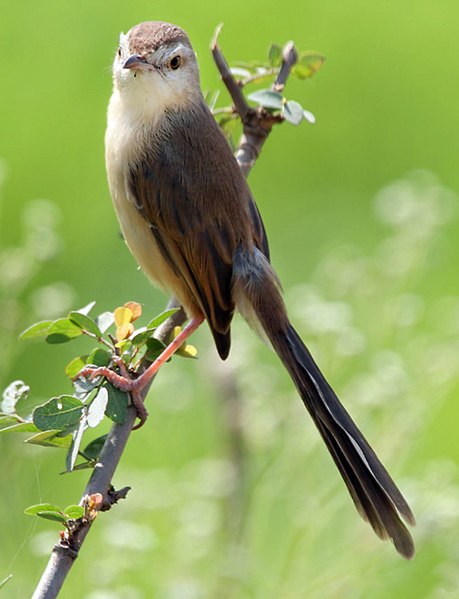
[1, 0, 459, 597]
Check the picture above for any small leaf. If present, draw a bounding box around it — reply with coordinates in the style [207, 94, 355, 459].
[76, 301, 96, 316]
[65, 356, 88, 379]
[291, 52, 325, 79]
[33, 396, 84, 431]
[131, 328, 155, 347]
[234, 59, 268, 69]
[229, 67, 251, 79]
[25, 430, 72, 449]
[19, 320, 53, 341]
[0, 422, 40, 434]
[73, 377, 99, 399]
[268, 43, 282, 67]
[83, 434, 108, 460]
[87, 348, 111, 367]
[66, 460, 94, 472]
[114, 307, 133, 326]
[146, 308, 180, 329]
[282, 100, 305, 125]
[25, 503, 63, 516]
[2, 380, 29, 414]
[36, 511, 68, 524]
[56, 422, 82, 437]
[66, 417, 87, 472]
[247, 89, 284, 110]
[46, 319, 82, 344]
[0, 415, 21, 429]
[87, 387, 108, 428]
[176, 344, 198, 359]
[64, 505, 85, 519]
[145, 338, 166, 362]
[105, 384, 128, 424]
[303, 109, 316, 124]
[69, 311, 102, 337]
[96, 311, 115, 334]
[116, 322, 134, 342]
[123, 301, 142, 321]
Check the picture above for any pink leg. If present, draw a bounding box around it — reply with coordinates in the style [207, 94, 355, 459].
[74, 315, 204, 409]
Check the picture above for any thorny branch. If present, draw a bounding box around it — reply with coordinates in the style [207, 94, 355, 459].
[32, 33, 299, 599]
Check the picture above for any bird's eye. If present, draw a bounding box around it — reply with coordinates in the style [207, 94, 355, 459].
[117, 47, 122, 58]
[169, 55, 181, 70]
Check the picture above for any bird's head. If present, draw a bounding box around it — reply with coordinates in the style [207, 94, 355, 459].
[113, 21, 201, 116]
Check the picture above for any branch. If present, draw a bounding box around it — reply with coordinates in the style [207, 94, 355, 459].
[212, 26, 298, 176]
[32, 30, 299, 599]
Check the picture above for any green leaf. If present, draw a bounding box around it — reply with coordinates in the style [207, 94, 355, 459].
[96, 311, 115, 334]
[0, 415, 21, 429]
[25, 430, 72, 449]
[64, 505, 84, 519]
[69, 311, 102, 337]
[282, 100, 305, 125]
[55, 422, 82, 437]
[46, 318, 82, 344]
[247, 89, 283, 110]
[229, 67, 252, 79]
[33, 396, 84, 431]
[145, 338, 166, 362]
[105, 383, 128, 424]
[87, 387, 108, 428]
[131, 328, 156, 347]
[25, 503, 63, 516]
[87, 348, 111, 367]
[268, 43, 282, 67]
[66, 460, 94, 472]
[73, 377, 99, 399]
[146, 308, 180, 330]
[83, 434, 108, 460]
[36, 511, 68, 524]
[1, 380, 29, 414]
[65, 355, 88, 379]
[0, 421, 40, 434]
[291, 52, 325, 79]
[76, 301, 96, 316]
[19, 320, 53, 341]
[66, 417, 87, 472]
[234, 59, 268, 69]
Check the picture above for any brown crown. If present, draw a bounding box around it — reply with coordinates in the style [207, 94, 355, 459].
[127, 21, 191, 56]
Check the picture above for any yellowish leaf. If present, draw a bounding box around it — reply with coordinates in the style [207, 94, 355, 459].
[176, 344, 198, 359]
[116, 322, 134, 341]
[123, 301, 142, 321]
[114, 307, 133, 327]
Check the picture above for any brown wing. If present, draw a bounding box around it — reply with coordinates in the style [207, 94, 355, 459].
[127, 101, 269, 358]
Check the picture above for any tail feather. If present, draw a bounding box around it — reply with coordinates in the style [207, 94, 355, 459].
[233, 247, 415, 558]
[279, 324, 415, 558]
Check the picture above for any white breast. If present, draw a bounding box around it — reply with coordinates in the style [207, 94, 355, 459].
[105, 90, 189, 305]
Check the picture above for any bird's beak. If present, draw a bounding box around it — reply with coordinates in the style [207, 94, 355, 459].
[123, 54, 152, 71]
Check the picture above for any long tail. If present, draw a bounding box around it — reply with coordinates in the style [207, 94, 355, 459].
[233, 248, 415, 558]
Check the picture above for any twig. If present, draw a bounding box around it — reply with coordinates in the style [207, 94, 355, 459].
[212, 26, 298, 176]
[32, 30, 299, 599]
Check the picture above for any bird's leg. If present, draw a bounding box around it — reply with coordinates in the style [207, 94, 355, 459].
[74, 316, 204, 422]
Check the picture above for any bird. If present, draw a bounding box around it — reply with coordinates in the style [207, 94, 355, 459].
[90, 20, 416, 557]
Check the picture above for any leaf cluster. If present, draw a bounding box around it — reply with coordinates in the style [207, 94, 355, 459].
[209, 42, 325, 144]
[1, 301, 196, 475]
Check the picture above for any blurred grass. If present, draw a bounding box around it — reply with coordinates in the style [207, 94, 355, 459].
[1, 1, 459, 597]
